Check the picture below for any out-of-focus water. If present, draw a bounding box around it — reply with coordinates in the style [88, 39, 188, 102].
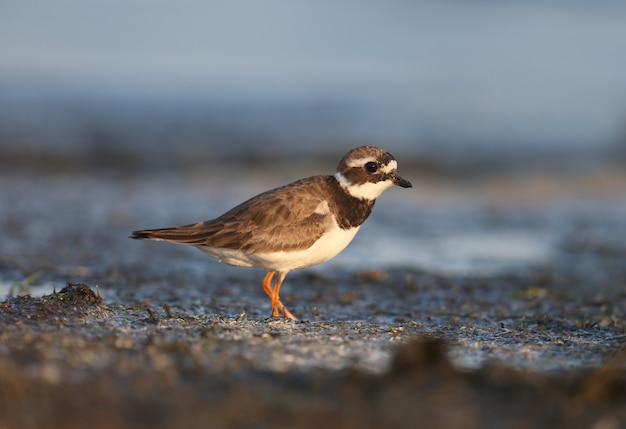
[2, 1, 626, 296]
[1, 1, 626, 164]
[341, 225, 556, 275]
[2, 173, 624, 300]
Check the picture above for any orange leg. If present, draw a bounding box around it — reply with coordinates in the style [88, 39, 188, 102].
[261, 271, 279, 317]
[262, 271, 275, 298]
[261, 271, 297, 320]
[272, 272, 298, 320]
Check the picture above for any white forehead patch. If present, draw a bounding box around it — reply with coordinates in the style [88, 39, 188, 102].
[334, 172, 395, 200]
[381, 160, 397, 174]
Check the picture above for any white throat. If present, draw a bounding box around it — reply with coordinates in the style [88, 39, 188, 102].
[334, 172, 394, 200]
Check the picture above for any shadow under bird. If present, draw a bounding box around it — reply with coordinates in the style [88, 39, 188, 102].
[131, 146, 412, 320]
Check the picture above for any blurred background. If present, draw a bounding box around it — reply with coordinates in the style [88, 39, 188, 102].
[1, 0, 626, 293]
[1, 0, 626, 178]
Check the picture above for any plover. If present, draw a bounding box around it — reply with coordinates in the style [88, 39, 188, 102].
[131, 146, 412, 320]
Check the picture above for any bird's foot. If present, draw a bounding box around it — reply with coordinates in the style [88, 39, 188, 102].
[270, 300, 298, 321]
[279, 302, 298, 320]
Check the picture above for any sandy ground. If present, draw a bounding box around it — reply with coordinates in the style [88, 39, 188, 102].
[1, 169, 625, 428]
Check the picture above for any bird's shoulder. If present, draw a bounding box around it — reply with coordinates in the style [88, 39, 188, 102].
[216, 175, 334, 224]
[195, 175, 337, 251]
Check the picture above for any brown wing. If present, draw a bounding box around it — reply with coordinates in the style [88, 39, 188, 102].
[131, 176, 333, 253]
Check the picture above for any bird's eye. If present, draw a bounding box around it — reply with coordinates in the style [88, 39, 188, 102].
[365, 162, 378, 173]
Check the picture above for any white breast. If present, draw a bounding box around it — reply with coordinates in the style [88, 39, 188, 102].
[196, 219, 360, 272]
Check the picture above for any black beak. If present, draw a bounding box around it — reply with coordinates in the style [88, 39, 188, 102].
[391, 173, 412, 188]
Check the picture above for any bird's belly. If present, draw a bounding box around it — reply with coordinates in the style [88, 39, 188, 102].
[196, 225, 360, 272]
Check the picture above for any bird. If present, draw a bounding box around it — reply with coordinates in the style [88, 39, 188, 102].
[131, 146, 412, 320]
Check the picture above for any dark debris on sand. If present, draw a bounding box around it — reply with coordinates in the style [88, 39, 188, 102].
[0, 282, 104, 323]
[1, 284, 625, 429]
[1, 171, 625, 429]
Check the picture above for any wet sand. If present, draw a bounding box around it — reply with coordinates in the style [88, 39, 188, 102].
[1, 167, 625, 428]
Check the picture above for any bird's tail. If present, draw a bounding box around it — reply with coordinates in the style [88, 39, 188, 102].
[130, 224, 202, 244]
